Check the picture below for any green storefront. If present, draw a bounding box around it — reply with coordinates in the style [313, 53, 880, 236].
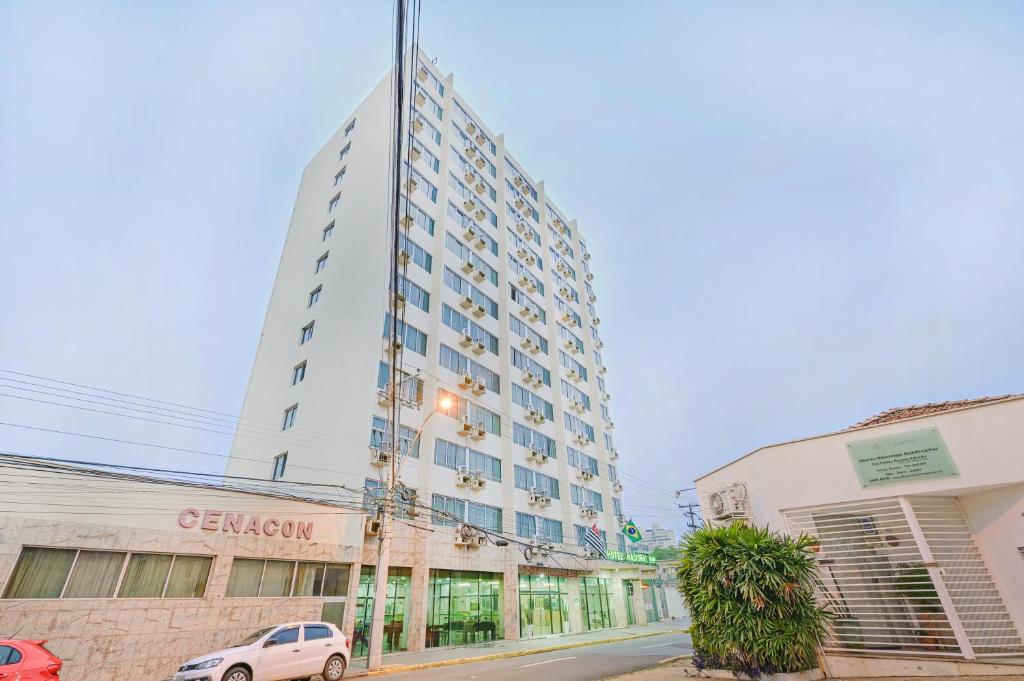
[580, 577, 616, 631]
[426, 569, 503, 647]
[519, 573, 570, 638]
[352, 566, 412, 657]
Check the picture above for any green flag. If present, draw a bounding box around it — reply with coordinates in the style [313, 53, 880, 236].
[621, 519, 643, 543]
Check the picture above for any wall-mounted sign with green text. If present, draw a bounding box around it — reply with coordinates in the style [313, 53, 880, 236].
[605, 550, 656, 564]
[847, 428, 959, 488]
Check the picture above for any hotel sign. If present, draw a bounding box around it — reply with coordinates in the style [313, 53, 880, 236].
[605, 550, 656, 565]
[847, 428, 959, 488]
[178, 508, 315, 541]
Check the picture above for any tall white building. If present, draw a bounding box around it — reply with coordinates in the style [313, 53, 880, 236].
[225, 51, 657, 655]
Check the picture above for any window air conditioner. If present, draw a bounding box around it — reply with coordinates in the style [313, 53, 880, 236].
[514, 197, 526, 210]
[472, 339, 486, 355]
[461, 259, 476, 275]
[464, 167, 476, 184]
[514, 175, 524, 188]
[410, 146, 421, 162]
[475, 182, 486, 196]
[398, 249, 411, 266]
[527, 448, 549, 464]
[707, 483, 750, 521]
[417, 66, 428, 82]
[474, 132, 486, 146]
[463, 197, 477, 213]
[459, 330, 474, 348]
[474, 156, 486, 171]
[459, 373, 475, 389]
[460, 296, 474, 310]
[370, 449, 391, 466]
[466, 121, 477, 135]
[464, 144, 477, 159]
[365, 518, 382, 536]
[472, 268, 486, 283]
[472, 304, 486, 318]
[471, 380, 487, 396]
[415, 90, 426, 107]
[460, 417, 474, 434]
[463, 226, 477, 242]
[412, 117, 424, 133]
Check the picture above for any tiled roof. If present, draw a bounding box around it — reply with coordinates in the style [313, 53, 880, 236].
[847, 394, 1022, 430]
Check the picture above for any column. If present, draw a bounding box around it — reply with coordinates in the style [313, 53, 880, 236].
[406, 561, 430, 651]
[502, 564, 520, 641]
[567, 578, 584, 634]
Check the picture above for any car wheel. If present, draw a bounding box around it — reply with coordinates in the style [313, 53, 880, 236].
[222, 666, 251, 681]
[323, 654, 346, 680]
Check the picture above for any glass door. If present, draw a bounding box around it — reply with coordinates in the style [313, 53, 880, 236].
[623, 580, 636, 626]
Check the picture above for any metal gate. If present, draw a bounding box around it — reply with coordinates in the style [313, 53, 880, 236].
[784, 496, 1023, 659]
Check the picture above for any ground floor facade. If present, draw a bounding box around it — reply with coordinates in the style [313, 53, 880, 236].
[0, 459, 659, 681]
[695, 396, 1024, 667]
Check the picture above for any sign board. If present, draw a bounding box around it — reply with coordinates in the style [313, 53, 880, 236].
[846, 428, 958, 488]
[605, 550, 656, 565]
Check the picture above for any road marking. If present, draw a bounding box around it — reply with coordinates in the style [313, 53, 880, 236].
[642, 641, 680, 648]
[520, 656, 578, 668]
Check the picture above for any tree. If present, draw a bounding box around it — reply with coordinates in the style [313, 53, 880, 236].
[677, 522, 829, 678]
[650, 546, 681, 561]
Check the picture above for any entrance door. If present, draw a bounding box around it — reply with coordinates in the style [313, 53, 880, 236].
[623, 580, 636, 625]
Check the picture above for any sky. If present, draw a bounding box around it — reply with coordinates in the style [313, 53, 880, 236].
[1, 1, 1023, 538]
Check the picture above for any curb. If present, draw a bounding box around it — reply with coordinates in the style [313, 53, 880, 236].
[348, 628, 688, 677]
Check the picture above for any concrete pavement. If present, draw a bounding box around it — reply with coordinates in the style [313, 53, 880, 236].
[355, 629, 692, 681]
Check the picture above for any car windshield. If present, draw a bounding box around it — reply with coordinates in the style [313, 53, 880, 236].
[231, 626, 278, 647]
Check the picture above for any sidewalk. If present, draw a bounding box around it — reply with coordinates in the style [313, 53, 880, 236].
[347, 619, 687, 677]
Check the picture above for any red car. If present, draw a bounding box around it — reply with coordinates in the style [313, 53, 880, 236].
[0, 640, 62, 680]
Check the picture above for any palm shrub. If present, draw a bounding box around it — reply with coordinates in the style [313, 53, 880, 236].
[678, 522, 829, 678]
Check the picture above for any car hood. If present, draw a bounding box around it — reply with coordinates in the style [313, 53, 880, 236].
[180, 642, 255, 668]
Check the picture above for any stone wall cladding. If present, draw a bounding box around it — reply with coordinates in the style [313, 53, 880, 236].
[0, 516, 360, 681]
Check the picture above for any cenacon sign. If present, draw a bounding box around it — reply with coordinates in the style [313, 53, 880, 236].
[178, 508, 314, 541]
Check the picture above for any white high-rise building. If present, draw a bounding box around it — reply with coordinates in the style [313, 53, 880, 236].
[226, 51, 657, 655]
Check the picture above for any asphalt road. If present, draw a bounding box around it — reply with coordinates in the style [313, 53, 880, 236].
[379, 631, 693, 681]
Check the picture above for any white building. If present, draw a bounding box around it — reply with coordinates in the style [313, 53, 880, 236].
[222, 51, 656, 654]
[637, 522, 677, 553]
[695, 395, 1024, 677]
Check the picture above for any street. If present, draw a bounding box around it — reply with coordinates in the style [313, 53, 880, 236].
[378, 632, 692, 681]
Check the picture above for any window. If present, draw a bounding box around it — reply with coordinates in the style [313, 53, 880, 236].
[382, 314, 427, 355]
[516, 513, 564, 543]
[300, 322, 314, 345]
[364, 478, 419, 519]
[225, 560, 351, 598]
[369, 416, 420, 459]
[402, 196, 436, 235]
[339, 143, 351, 160]
[308, 286, 321, 308]
[345, 120, 356, 136]
[431, 494, 502, 532]
[510, 348, 550, 386]
[443, 268, 498, 319]
[512, 383, 554, 421]
[393, 275, 430, 312]
[322, 222, 334, 241]
[1, 547, 215, 600]
[272, 453, 288, 480]
[328, 193, 340, 212]
[305, 624, 333, 641]
[612, 497, 623, 518]
[434, 438, 502, 481]
[512, 421, 556, 457]
[441, 304, 499, 356]
[334, 167, 346, 186]
[570, 485, 604, 511]
[438, 344, 500, 394]
[509, 315, 548, 355]
[292, 362, 306, 386]
[513, 464, 560, 498]
[564, 412, 595, 442]
[0, 646, 21, 665]
[376, 362, 424, 405]
[398, 232, 432, 272]
[568, 447, 599, 475]
[282, 405, 298, 430]
[437, 389, 501, 435]
[315, 253, 328, 273]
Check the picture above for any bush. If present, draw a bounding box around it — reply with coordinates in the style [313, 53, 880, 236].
[678, 522, 829, 678]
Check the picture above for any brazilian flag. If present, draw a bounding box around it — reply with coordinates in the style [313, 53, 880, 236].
[621, 519, 643, 543]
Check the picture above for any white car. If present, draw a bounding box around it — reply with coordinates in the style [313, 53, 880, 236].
[173, 621, 349, 681]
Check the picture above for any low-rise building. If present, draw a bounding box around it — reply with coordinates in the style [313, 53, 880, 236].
[695, 395, 1024, 675]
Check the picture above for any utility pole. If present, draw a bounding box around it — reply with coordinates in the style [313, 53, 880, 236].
[674, 488, 701, 533]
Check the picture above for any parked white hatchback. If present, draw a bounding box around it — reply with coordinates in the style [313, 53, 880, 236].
[173, 622, 349, 681]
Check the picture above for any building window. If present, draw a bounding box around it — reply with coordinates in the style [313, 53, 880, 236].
[339, 143, 351, 160]
[225, 559, 351, 598]
[334, 167, 346, 186]
[300, 322, 315, 345]
[328, 193, 341, 212]
[271, 452, 288, 480]
[345, 120, 356, 136]
[1, 547, 212, 600]
[315, 253, 328, 273]
[291, 362, 306, 386]
[282, 405, 298, 430]
[308, 286, 321, 308]
[322, 222, 335, 241]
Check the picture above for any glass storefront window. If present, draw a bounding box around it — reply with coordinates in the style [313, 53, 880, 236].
[519, 574, 569, 638]
[352, 566, 412, 657]
[623, 579, 636, 626]
[427, 570, 504, 648]
[581, 577, 615, 631]
[641, 579, 660, 623]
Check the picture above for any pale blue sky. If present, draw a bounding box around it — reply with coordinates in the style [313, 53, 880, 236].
[2, 2, 1023, 535]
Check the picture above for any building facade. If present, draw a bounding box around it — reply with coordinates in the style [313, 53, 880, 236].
[223, 51, 656, 655]
[695, 395, 1024, 674]
[636, 522, 677, 553]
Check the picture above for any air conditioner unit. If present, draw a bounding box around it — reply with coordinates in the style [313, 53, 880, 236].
[528, 309, 540, 323]
[519, 336, 535, 351]
[398, 249, 411, 266]
[613, 482, 623, 494]
[583, 251, 591, 261]
[460, 296, 474, 310]
[571, 399, 584, 413]
[598, 365, 607, 375]
[553, 217, 563, 229]
[459, 417, 474, 434]
[519, 305, 533, 320]
[466, 121, 477, 135]
[581, 505, 598, 520]
[601, 392, 610, 402]
[474, 181, 486, 195]
[410, 146, 421, 162]
[574, 433, 589, 446]
[562, 312, 576, 327]
[567, 369, 581, 383]
[515, 220, 528, 235]
[461, 259, 476, 275]
[707, 483, 750, 521]
[463, 197, 477, 213]
[530, 373, 544, 388]
[401, 211, 415, 228]
[390, 292, 406, 310]
[523, 370, 536, 385]
[514, 197, 526, 210]
[472, 473, 486, 489]
[471, 380, 487, 396]
[472, 340, 486, 355]
[459, 373, 475, 389]
[459, 330, 474, 348]
[456, 468, 473, 487]
[384, 338, 403, 353]
[474, 132, 486, 146]
[463, 226, 477, 242]
[473, 207, 486, 221]
[454, 524, 483, 548]
[377, 388, 392, 408]
[472, 268, 486, 283]
[595, 339, 604, 349]
[473, 236, 487, 251]
[415, 90, 426, 107]
[527, 448, 549, 464]
[609, 448, 619, 460]
[528, 490, 545, 505]
[558, 242, 569, 255]
[464, 144, 477, 159]
[474, 156, 486, 171]
[578, 469, 595, 482]
[412, 116, 424, 133]
[589, 293, 597, 303]
[370, 449, 392, 466]
[464, 167, 476, 184]
[472, 423, 487, 440]
[604, 420, 615, 430]
[556, 261, 568, 275]
[416, 66, 428, 82]
[404, 176, 419, 194]
[564, 339, 578, 353]
[518, 274, 531, 288]
[472, 304, 486, 318]
[586, 272, 594, 282]
[593, 316, 602, 325]
[365, 518, 382, 536]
